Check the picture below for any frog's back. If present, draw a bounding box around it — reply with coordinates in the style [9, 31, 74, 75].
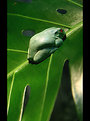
[30, 30, 55, 48]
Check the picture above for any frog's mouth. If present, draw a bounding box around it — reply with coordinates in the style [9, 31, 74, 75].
[62, 34, 66, 41]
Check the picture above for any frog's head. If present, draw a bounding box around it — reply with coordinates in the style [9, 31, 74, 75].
[53, 28, 66, 47]
[54, 28, 66, 41]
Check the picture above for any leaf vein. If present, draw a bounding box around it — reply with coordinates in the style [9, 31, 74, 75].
[7, 48, 28, 54]
[39, 54, 53, 121]
[7, 13, 72, 29]
[7, 72, 15, 115]
[67, 0, 83, 7]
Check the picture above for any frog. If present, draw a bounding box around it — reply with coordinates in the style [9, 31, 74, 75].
[27, 27, 66, 64]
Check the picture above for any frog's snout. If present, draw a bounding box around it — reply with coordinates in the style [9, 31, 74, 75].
[62, 34, 66, 41]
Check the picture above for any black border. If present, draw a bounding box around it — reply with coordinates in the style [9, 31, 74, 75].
[0, 0, 7, 120]
[83, 0, 89, 121]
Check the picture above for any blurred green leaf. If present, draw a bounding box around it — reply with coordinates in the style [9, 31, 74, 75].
[7, 0, 83, 121]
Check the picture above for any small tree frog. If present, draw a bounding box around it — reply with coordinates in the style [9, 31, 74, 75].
[27, 27, 66, 64]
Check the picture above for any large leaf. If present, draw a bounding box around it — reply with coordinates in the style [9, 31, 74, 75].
[7, 0, 83, 121]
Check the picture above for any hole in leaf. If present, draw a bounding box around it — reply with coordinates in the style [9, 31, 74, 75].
[56, 9, 67, 14]
[22, 30, 35, 37]
[22, 85, 30, 115]
[15, 0, 32, 3]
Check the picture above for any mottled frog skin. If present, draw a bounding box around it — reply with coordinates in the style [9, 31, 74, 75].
[27, 27, 66, 64]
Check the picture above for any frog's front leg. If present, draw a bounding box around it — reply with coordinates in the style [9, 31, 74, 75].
[55, 38, 63, 47]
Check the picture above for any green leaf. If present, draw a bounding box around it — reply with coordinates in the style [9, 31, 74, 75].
[7, 0, 83, 121]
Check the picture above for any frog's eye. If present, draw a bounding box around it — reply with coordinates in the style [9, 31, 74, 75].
[60, 29, 63, 33]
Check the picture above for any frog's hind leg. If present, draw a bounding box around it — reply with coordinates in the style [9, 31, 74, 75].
[33, 48, 51, 64]
[33, 48, 58, 64]
[50, 48, 58, 53]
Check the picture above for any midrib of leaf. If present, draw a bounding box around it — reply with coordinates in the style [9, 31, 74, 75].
[67, 0, 83, 8]
[7, 13, 72, 29]
[66, 21, 83, 37]
[7, 60, 28, 78]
